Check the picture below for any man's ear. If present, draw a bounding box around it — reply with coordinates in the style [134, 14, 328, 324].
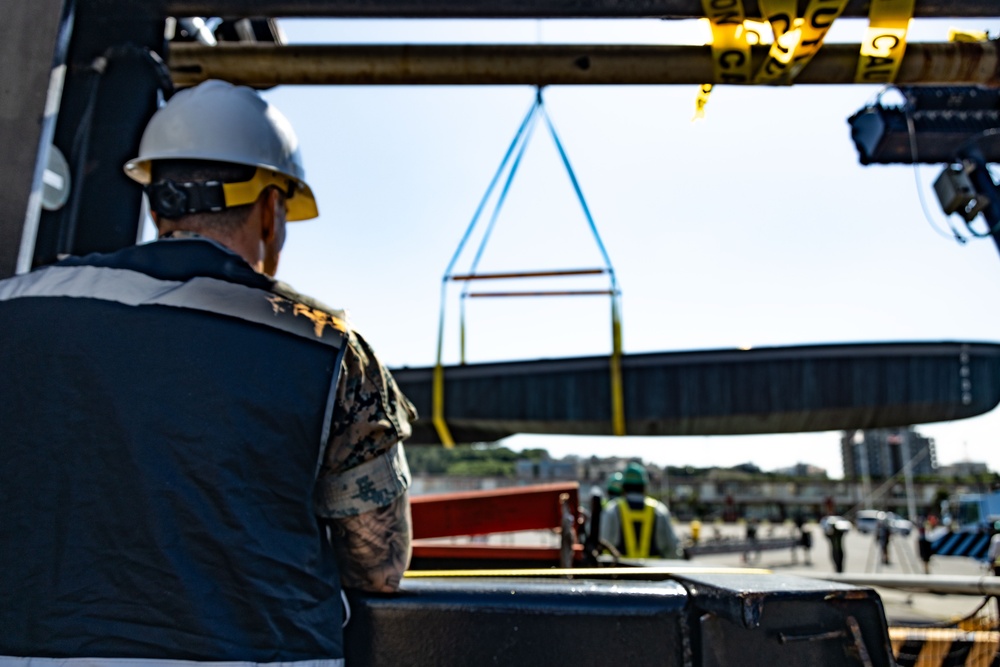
[260, 188, 281, 242]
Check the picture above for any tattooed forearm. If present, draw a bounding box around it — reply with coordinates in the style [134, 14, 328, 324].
[329, 492, 412, 593]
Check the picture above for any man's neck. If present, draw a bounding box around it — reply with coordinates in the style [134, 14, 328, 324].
[157, 224, 262, 273]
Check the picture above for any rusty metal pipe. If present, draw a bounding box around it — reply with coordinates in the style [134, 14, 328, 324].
[169, 42, 1000, 87]
[157, 0, 999, 19]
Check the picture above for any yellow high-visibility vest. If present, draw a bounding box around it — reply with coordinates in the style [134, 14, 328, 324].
[618, 497, 658, 558]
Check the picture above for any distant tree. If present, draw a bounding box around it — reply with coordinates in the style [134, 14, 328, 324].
[446, 459, 515, 477]
[406, 444, 523, 475]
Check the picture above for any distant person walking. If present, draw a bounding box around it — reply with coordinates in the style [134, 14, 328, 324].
[826, 520, 850, 573]
[987, 522, 1000, 618]
[876, 513, 891, 566]
[743, 517, 759, 564]
[917, 526, 933, 575]
[800, 526, 813, 565]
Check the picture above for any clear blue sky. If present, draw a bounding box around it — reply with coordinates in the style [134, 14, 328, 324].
[253, 16, 1000, 478]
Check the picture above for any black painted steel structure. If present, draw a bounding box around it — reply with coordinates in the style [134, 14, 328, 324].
[394, 341, 1000, 444]
[115, 0, 1000, 19]
[344, 572, 895, 666]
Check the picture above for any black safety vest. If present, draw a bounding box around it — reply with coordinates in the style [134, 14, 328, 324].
[0, 239, 347, 665]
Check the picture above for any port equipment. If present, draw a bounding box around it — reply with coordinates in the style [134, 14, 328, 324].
[432, 90, 624, 445]
[5, 3, 1000, 666]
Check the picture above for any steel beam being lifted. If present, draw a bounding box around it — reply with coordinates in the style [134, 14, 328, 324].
[169, 41, 1000, 87]
[152, 0, 997, 19]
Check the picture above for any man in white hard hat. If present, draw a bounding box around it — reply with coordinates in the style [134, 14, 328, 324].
[0, 80, 414, 667]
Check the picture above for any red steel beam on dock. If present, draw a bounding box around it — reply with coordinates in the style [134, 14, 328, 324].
[411, 482, 579, 539]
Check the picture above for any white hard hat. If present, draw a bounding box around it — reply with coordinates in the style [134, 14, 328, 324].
[124, 79, 318, 221]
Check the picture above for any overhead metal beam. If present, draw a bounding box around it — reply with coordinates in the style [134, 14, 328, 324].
[151, 0, 998, 19]
[170, 41, 1000, 87]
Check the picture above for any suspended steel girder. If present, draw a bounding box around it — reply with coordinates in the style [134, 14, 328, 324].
[392, 342, 1000, 445]
[169, 41, 1000, 87]
[138, 0, 1000, 19]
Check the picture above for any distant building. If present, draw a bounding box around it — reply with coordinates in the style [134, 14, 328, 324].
[937, 461, 990, 478]
[773, 462, 828, 478]
[840, 428, 937, 480]
[514, 457, 580, 482]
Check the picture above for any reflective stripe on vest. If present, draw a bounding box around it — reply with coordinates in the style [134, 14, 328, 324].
[0, 263, 346, 345]
[618, 497, 658, 558]
[0, 263, 347, 469]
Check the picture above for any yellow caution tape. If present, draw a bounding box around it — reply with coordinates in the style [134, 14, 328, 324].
[889, 628, 999, 667]
[693, 83, 713, 121]
[694, 0, 749, 119]
[696, 0, 847, 114]
[754, 0, 801, 84]
[405, 566, 774, 578]
[702, 0, 752, 84]
[949, 28, 989, 43]
[739, 19, 771, 47]
[854, 0, 915, 84]
[788, 0, 851, 79]
[754, 0, 849, 84]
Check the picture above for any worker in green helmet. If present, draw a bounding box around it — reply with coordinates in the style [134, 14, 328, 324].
[599, 462, 682, 559]
[605, 471, 624, 506]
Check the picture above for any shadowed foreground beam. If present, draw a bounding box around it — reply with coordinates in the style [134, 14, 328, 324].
[156, 0, 998, 19]
[391, 341, 1000, 444]
[168, 42, 1000, 87]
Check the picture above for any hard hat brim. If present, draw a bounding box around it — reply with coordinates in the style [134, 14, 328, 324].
[125, 160, 318, 222]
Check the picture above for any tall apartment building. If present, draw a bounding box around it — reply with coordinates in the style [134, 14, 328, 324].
[840, 428, 937, 480]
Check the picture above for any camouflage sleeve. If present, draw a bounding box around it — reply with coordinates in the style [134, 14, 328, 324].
[314, 329, 418, 519]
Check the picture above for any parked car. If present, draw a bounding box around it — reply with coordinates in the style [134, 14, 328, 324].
[854, 510, 913, 536]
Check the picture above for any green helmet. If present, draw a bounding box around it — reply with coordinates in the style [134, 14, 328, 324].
[623, 462, 649, 490]
[606, 471, 624, 498]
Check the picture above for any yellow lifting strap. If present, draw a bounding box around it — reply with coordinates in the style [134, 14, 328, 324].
[618, 497, 657, 558]
[610, 295, 625, 436]
[432, 364, 455, 447]
[433, 293, 456, 448]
